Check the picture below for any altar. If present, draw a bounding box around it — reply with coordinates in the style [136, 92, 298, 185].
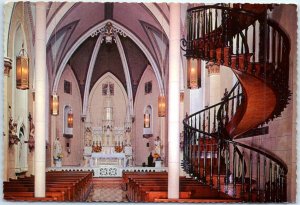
[82, 82, 134, 168]
[91, 152, 126, 167]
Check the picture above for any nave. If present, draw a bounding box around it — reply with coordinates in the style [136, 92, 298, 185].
[2, 2, 297, 203]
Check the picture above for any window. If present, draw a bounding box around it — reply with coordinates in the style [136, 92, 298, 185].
[145, 81, 152, 94]
[64, 80, 72, 94]
[102, 83, 114, 96]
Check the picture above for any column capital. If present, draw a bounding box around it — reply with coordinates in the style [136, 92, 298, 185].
[4, 57, 12, 76]
[206, 61, 220, 76]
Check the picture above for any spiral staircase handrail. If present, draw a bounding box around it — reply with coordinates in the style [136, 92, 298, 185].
[187, 5, 258, 18]
[182, 4, 290, 202]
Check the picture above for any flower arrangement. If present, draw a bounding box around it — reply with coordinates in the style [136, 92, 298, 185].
[92, 143, 102, 153]
[57, 153, 63, 160]
[152, 152, 160, 159]
[114, 145, 124, 153]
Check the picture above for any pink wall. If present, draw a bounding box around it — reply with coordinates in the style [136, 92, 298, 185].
[236, 5, 297, 202]
[133, 66, 161, 166]
[55, 65, 83, 166]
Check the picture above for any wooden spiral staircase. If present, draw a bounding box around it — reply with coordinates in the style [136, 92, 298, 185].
[181, 4, 290, 202]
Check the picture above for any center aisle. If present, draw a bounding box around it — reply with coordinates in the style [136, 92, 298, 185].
[86, 178, 128, 202]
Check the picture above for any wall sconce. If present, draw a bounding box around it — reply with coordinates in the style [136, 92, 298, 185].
[67, 110, 73, 128]
[144, 112, 150, 128]
[158, 95, 166, 117]
[51, 94, 59, 116]
[187, 58, 201, 89]
[16, 44, 29, 90]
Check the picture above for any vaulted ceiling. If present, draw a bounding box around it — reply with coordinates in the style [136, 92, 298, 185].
[45, 2, 170, 101]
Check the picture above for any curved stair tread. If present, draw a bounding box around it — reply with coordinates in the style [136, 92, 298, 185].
[227, 70, 276, 138]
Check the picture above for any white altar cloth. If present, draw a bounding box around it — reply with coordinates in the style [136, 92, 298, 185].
[91, 153, 126, 167]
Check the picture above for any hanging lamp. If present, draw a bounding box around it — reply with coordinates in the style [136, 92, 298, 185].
[16, 43, 29, 90]
[51, 94, 59, 116]
[187, 58, 201, 89]
[158, 95, 166, 117]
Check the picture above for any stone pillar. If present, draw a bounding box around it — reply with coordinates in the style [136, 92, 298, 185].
[168, 3, 180, 199]
[3, 57, 12, 181]
[206, 62, 221, 105]
[34, 2, 47, 197]
[50, 116, 56, 167]
[159, 117, 165, 163]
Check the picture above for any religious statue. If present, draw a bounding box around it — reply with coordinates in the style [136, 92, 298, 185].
[154, 136, 161, 156]
[27, 119, 35, 152]
[53, 137, 63, 162]
[8, 118, 19, 146]
[85, 127, 92, 146]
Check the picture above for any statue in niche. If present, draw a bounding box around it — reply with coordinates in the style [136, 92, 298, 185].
[53, 137, 63, 161]
[18, 129, 25, 170]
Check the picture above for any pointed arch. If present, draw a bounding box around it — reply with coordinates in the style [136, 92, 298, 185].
[52, 19, 165, 114]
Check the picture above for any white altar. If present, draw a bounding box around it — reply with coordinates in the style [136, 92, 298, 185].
[47, 166, 167, 178]
[91, 153, 126, 167]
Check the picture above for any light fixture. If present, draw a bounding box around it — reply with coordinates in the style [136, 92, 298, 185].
[144, 111, 150, 128]
[51, 94, 59, 116]
[158, 95, 166, 117]
[187, 58, 201, 89]
[67, 110, 73, 128]
[16, 43, 29, 90]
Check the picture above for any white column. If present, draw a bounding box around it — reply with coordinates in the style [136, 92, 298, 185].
[168, 3, 180, 199]
[3, 58, 12, 181]
[34, 2, 47, 197]
[207, 63, 221, 105]
[50, 116, 56, 167]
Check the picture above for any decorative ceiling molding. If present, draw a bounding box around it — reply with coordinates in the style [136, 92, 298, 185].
[47, 20, 79, 76]
[52, 19, 164, 102]
[114, 33, 134, 117]
[90, 21, 126, 40]
[46, 3, 169, 44]
[140, 20, 168, 76]
[46, 2, 75, 43]
[82, 34, 103, 118]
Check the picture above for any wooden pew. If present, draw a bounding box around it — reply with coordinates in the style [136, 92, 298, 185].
[154, 198, 242, 203]
[4, 191, 65, 201]
[122, 171, 167, 190]
[124, 171, 236, 202]
[145, 191, 191, 202]
[4, 171, 93, 202]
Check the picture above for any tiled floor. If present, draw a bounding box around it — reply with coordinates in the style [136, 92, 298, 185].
[86, 179, 128, 202]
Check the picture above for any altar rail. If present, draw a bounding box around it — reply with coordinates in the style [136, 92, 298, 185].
[47, 166, 168, 178]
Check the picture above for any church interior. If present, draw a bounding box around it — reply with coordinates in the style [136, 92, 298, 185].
[1, 2, 297, 203]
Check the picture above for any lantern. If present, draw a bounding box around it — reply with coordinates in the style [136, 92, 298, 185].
[51, 94, 59, 116]
[187, 58, 201, 89]
[158, 95, 166, 117]
[67, 110, 73, 128]
[16, 45, 29, 90]
[144, 112, 150, 128]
